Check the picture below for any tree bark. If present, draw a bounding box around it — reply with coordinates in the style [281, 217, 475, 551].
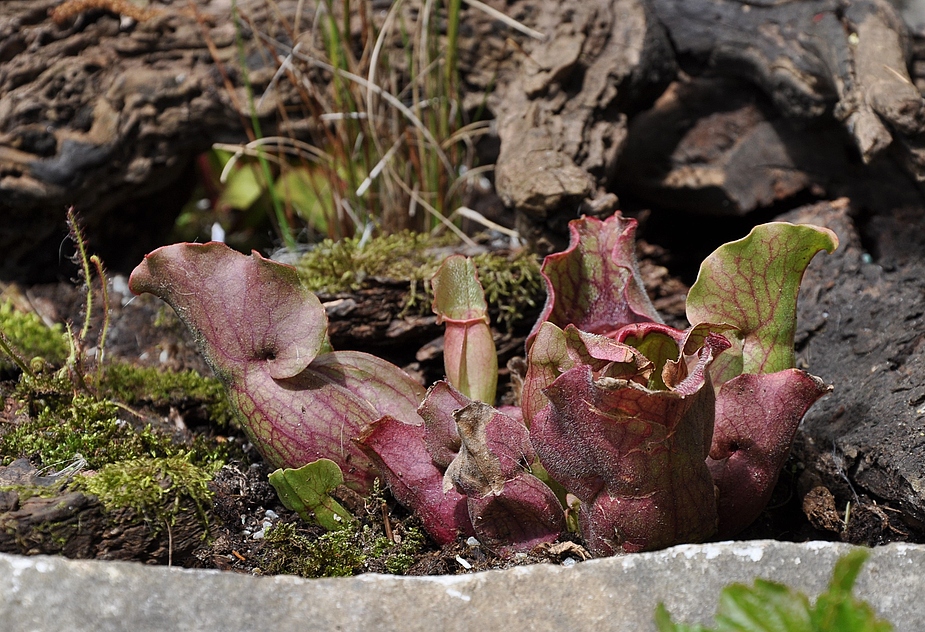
[0, 460, 205, 563]
[0, 0, 312, 281]
[650, 0, 925, 178]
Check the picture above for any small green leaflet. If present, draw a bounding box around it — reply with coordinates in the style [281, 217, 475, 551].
[655, 549, 892, 632]
[269, 459, 355, 531]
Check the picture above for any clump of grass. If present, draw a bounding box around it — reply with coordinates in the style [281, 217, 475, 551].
[205, 0, 494, 247]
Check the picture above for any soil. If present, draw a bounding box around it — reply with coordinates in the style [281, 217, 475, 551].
[2, 0, 925, 579]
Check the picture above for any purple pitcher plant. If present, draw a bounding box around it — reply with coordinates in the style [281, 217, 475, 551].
[129, 212, 836, 556]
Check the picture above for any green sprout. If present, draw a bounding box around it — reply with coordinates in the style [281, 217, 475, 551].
[656, 549, 892, 632]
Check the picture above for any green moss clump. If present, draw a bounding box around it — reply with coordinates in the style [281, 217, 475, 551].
[297, 231, 456, 294]
[259, 521, 425, 578]
[261, 523, 363, 577]
[1, 346, 238, 469]
[0, 300, 69, 371]
[296, 232, 544, 331]
[471, 249, 544, 331]
[1, 386, 228, 470]
[73, 454, 217, 531]
[2, 393, 142, 468]
[99, 363, 235, 428]
[0, 364, 228, 539]
[0, 479, 71, 503]
[371, 527, 426, 575]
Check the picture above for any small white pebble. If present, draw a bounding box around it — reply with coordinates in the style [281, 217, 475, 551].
[455, 555, 472, 570]
[211, 222, 226, 243]
[110, 275, 130, 296]
[252, 528, 266, 540]
[264, 510, 279, 520]
[466, 537, 480, 547]
[562, 557, 577, 567]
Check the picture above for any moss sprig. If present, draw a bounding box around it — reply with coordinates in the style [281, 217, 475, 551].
[73, 454, 218, 530]
[296, 231, 544, 331]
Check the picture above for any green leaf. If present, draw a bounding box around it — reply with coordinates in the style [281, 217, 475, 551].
[655, 603, 711, 632]
[277, 166, 332, 235]
[269, 459, 355, 531]
[653, 550, 892, 632]
[811, 549, 893, 632]
[686, 223, 837, 380]
[218, 160, 265, 211]
[619, 329, 678, 391]
[714, 580, 813, 632]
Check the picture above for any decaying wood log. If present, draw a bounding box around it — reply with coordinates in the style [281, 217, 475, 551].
[0, 0, 319, 281]
[789, 198, 925, 542]
[0, 459, 205, 563]
[490, 0, 676, 252]
[487, 0, 925, 246]
[650, 0, 925, 177]
[615, 76, 853, 216]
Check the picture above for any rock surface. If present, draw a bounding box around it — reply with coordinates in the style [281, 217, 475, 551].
[1, 540, 921, 631]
